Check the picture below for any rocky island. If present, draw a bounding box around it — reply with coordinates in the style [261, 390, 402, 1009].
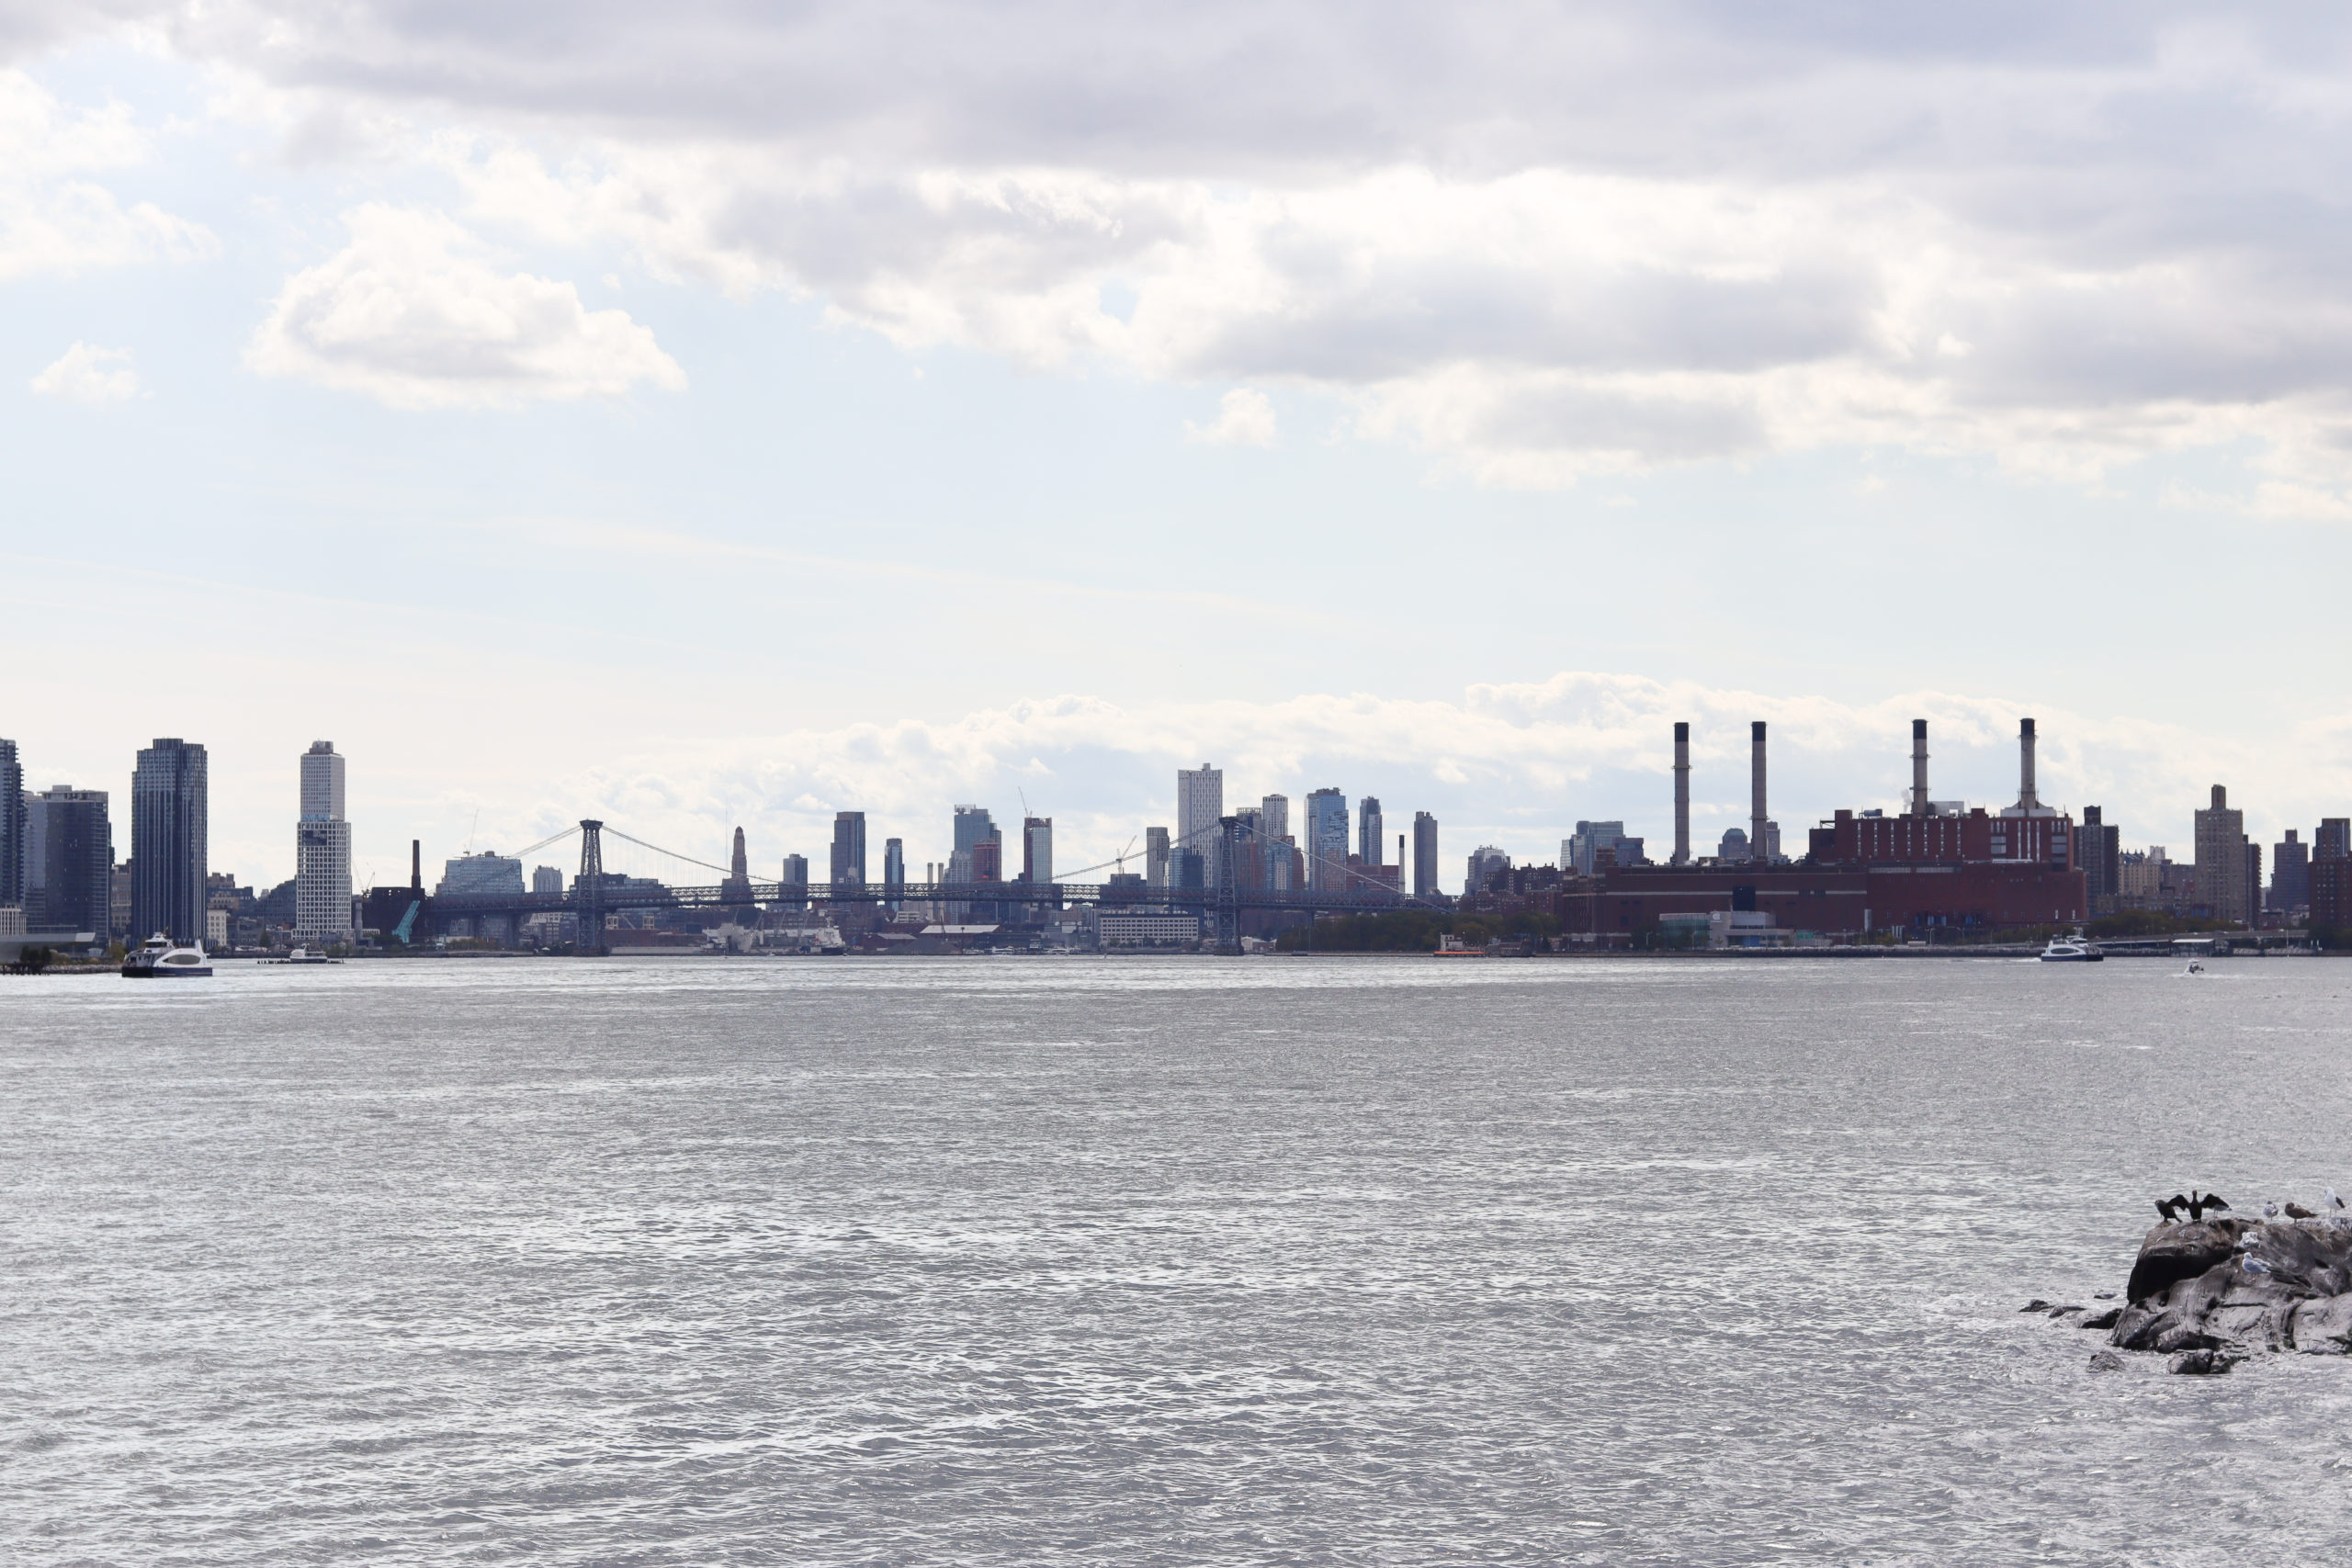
[2060, 1212, 2352, 1373]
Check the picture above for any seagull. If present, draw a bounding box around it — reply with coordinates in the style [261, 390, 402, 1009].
[2266, 1201, 2282, 1219]
[2155, 1194, 2188, 1223]
[2329, 1187, 2346, 1211]
[2246, 1257, 2275, 1276]
[2289, 1202, 2317, 1220]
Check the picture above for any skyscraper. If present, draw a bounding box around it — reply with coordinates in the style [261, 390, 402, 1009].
[952, 805, 1000, 919]
[831, 811, 867, 888]
[0, 739, 21, 911]
[28, 786, 111, 934]
[883, 838, 906, 909]
[1177, 764, 1223, 863]
[721, 826, 756, 917]
[1412, 811, 1438, 897]
[2080, 806, 2121, 916]
[953, 805, 998, 860]
[1304, 788, 1348, 890]
[2272, 829, 2311, 917]
[1022, 817, 1053, 884]
[532, 865, 565, 894]
[2194, 784, 2249, 926]
[1567, 820, 1628, 875]
[294, 740, 353, 942]
[1261, 794, 1288, 843]
[1145, 826, 1170, 886]
[2319, 819, 2352, 863]
[131, 739, 208, 944]
[1357, 796, 1384, 864]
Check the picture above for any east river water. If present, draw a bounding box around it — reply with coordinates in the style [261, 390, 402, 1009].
[6, 954, 2352, 1564]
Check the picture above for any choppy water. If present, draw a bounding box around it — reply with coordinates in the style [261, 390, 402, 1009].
[6, 954, 2352, 1564]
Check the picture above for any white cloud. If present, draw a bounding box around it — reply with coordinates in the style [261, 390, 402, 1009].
[244, 204, 685, 410]
[0, 68, 213, 281]
[1186, 387, 1276, 446]
[30, 341, 141, 402]
[28, 6, 2352, 489]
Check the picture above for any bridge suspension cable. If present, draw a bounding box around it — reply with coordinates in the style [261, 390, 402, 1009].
[600, 826, 739, 878]
[511, 824, 582, 861]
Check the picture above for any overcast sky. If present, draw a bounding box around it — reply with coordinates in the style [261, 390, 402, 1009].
[5, 3, 2350, 889]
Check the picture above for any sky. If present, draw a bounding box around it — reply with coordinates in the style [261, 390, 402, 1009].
[5, 2, 2352, 891]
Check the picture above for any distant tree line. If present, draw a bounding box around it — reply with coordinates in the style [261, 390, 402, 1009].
[1273, 910, 1560, 953]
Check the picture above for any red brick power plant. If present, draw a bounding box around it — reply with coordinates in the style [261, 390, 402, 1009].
[1559, 718, 2088, 940]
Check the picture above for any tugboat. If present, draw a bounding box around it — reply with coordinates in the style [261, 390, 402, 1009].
[121, 931, 213, 977]
[2038, 932, 2104, 963]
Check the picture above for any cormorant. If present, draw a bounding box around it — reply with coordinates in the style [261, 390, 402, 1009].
[2155, 1194, 2188, 1223]
[2186, 1190, 2232, 1222]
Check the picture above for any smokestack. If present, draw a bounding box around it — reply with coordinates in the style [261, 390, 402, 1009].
[2018, 717, 2038, 813]
[1910, 719, 1929, 817]
[411, 839, 421, 891]
[1673, 722, 1691, 866]
[1750, 721, 1768, 865]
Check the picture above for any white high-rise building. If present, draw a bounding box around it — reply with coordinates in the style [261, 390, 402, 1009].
[295, 740, 353, 942]
[1261, 794, 1289, 843]
[1177, 763, 1224, 862]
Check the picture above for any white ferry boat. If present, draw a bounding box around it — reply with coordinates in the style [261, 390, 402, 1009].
[2038, 934, 2104, 963]
[121, 932, 213, 977]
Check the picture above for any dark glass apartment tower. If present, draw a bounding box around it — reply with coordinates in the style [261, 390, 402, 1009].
[131, 739, 209, 943]
[831, 810, 867, 888]
[33, 787, 113, 935]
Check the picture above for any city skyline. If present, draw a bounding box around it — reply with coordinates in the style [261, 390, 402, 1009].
[3, 689, 2346, 902]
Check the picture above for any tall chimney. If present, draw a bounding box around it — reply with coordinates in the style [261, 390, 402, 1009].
[1673, 721, 1691, 866]
[2018, 717, 2038, 813]
[1750, 721, 1768, 864]
[411, 839, 422, 891]
[1910, 719, 1929, 817]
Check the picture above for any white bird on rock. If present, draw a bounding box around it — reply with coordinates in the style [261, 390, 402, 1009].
[2266, 1201, 2282, 1219]
[2246, 1257, 2275, 1276]
[2329, 1187, 2346, 1211]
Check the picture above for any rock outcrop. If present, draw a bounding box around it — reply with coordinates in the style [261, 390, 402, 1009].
[2109, 1216, 2352, 1359]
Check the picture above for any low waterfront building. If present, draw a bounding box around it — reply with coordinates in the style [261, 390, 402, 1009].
[1098, 911, 1202, 946]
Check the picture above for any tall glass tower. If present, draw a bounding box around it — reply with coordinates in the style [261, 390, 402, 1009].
[132, 739, 208, 944]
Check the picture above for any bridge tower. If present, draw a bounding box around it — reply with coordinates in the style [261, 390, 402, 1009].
[577, 819, 607, 955]
[1213, 816, 1241, 954]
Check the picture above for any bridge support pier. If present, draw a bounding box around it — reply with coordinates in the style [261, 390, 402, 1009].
[577, 819, 607, 955]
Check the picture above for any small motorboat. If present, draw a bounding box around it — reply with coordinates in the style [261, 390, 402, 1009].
[2039, 934, 2104, 963]
[121, 932, 213, 978]
[260, 947, 338, 965]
